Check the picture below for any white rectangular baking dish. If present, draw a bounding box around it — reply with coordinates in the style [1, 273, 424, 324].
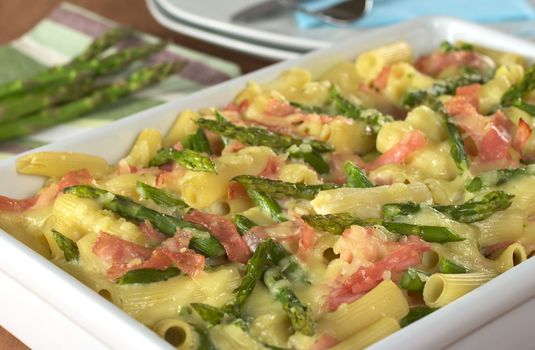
[1, 17, 535, 350]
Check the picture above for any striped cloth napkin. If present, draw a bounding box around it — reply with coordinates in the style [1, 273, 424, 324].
[0, 2, 241, 159]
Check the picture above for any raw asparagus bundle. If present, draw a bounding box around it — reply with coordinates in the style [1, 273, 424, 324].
[0, 62, 183, 142]
[302, 213, 464, 243]
[150, 148, 216, 173]
[68, 26, 133, 66]
[233, 175, 340, 200]
[383, 190, 514, 223]
[63, 185, 225, 258]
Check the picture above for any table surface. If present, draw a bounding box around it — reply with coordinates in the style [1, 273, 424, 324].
[0, 1, 275, 348]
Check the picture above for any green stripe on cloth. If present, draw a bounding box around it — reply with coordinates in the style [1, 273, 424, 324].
[28, 19, 92, 58]
[0, 46, 45, 83]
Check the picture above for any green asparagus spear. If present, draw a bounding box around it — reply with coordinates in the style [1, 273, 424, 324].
[52, 230, 79, 262]
[438, 257, 467, 273]
[233, 214, 256, 235]
[68, 27, 133, 66]
[301, 213, 372, 235]
[233, 175, 340, 200]
[327, 87, 393, 134]
[382, 202, 421, 220]
[64, 185, 225, 258]
[191, 303, 228, 325]
[182, 128, 212, 154]
[0, 41, 167, 99]
[0, 62, 182, 142]
[302, 213, 463, 243]
[439, 41, 474, 53]
[150, 148, 216, 173]
[399, 268, 429, 292]
[246, 189, 286, 223]
[196, 111, 332, 154]
[512, 99, 535, 116]
[383, 191, 514, 223]
[344, 161, 373, 188]
[466, 164, 535, 192]
[382, 222, 464, 243]
[0, 79, 96, 122]
[228, 238, 273, 311]
[117, 267, 180, 284]
[191, 324, 216, 350]
[501, 65, 535, 107]
[135, 181, 188, 209]
[423, 97, 469, 171]
[232, 215, 308, 284]
[400, 307, 438, 327]
[403, 72, 488, 108]
[292, 87, 393, 134]
[433, 191, 514, 223]
[287, 145, 330, 174]
[263, 267, 315, 336]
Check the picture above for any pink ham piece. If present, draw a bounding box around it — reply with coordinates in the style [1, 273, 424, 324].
[455, 84, 481, 110]
[264, 97, 297, 117]
[298, 220, 317, 262]
[513, 118, 532, 153]
[106, 249, 172, 281]
[365, 130, 427, 171]
[415, 50, 493, 77]
[326, 235, 430, 312]
[184, 210, 251, 263]
[92, 231, 153, 265]
[139, 220, 166, 246]
[258, 155, 281, 180]
[308, 334, 339, 350]
[372, 65, 391, 90]
[0, 168, 93, 212]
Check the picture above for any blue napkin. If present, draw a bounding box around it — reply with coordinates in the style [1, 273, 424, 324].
[296, 0, 535, 28]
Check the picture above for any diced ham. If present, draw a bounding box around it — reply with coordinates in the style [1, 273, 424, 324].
[243, 227, 269, 251]
[0, 169, 93, 212]
[479, 111, 514, 162]
[258, 155, 281, 180]
[160, 249, 205, 277]
[184, 210, 251, 263]
[365, 130, 427, 171]
[222, 140, 246, 154]
[156, 168, 186, 188]
[308, 334, 339, 350]
[117, 159, 137, 175]
[227, 182, 249, 201]
[415, 51, 494, 77]
[372, 65, 391, 90]
[224, 99, 249, 114]
[456, 84, 481, 110]
[106, 249, 172, 280]
[139, 220, 166, 246]
[298, 220, 316, 262]
[513, 118, 532, 153]
[93, 231, 153, 265]
[161, 228, 192, 252]
[264, 98, 297, 117]
[326, 235, 429, 311]
[173, 141, 184, 151]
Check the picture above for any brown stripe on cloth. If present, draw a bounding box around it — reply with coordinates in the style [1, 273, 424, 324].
[149, 50, 232, 85]
[0, 141, 45, 155]
[48, 6, 112, 38]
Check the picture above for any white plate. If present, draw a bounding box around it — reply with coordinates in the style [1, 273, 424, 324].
[2, 17, 535, 350]
[155, 0, 535, 52]
[147, 0, 302, 61]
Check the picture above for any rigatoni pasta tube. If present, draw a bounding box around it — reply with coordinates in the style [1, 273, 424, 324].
[355, 41, 412, 81]
[423, 273, 496, 308]
[494, 243, 527, 273]
[311, 182, 432, 218]
[329, 317, 400, 350]
[474, 208, 525, 247]
[153, 319, 199, 350]
[162, 109, 201, 148]
[16, 151, 110, 178]
[124, 128, 162, 168]
[209, 324, 265, 350]
[317, 280, 408, 341]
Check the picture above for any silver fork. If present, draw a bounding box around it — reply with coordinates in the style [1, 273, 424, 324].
[231, 0, 373, 26]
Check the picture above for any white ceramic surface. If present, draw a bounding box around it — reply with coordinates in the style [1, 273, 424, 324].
[2, 17, 535, 350]
[155, 0, 535, 53]
[147, 0, 302, 61]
